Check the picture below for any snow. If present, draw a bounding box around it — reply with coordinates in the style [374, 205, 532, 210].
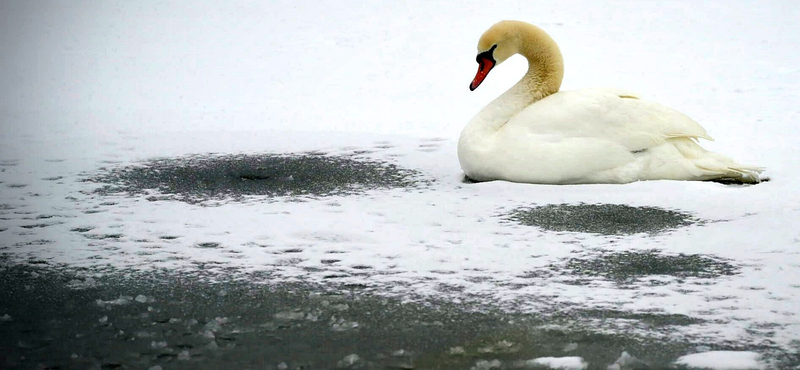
[1, 0, 799, 363]
[526, 356, 588, 369]
[675, 351, 766, 370]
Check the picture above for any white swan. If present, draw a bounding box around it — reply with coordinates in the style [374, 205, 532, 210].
[458, 20, 764, 184]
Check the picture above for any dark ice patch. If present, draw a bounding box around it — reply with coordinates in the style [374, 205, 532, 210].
[86, 153, 427, 204]
[195, 242, 221, 249]
[505, 203, 697, 235]
[558, 249, 738, 282]
[84, 234, 124, 240]
[20, 223, 60, 229]
[13, 239, 53, 247]
[0, 264, 797, 369]
[568, 308, 704, 327]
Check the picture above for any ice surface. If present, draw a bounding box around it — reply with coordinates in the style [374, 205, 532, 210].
[1, 0, 799, 364]
[675, 351, 765, 370]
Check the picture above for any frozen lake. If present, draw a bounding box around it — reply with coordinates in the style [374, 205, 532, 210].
[1, 1, 799, 369]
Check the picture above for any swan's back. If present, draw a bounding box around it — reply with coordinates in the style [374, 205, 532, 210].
[506, 89, 712, 150]
[477, 89, 762, 184]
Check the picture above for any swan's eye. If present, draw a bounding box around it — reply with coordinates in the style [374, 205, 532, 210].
[476, 44, 498, 63]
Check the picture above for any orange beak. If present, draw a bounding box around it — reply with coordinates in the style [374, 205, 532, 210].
[470, 57, 495, 91]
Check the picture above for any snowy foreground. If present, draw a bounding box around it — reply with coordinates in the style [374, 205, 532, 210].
[2, 0, 799, 368]
[1, 130, 797, 368]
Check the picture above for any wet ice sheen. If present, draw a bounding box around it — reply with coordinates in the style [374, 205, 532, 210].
[5, 265, 788, 369]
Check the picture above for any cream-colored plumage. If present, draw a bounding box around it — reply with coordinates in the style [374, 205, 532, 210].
[458, 20, 763, 184]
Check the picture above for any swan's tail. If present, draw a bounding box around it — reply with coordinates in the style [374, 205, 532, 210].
[673, 138, 765, 184]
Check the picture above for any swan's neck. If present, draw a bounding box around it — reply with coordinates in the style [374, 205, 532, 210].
[467, 24, 564, 135]
[518, 24, 564, 102]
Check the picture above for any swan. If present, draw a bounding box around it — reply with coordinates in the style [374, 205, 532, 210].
[458, 20, 764, 184]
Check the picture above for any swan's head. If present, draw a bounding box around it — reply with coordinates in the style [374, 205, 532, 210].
[470, 20, 524, 91]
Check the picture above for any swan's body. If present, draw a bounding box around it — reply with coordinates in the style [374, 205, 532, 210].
[458, 20, 763, 184]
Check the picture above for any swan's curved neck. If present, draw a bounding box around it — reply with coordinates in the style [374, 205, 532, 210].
[518, 25, 564, 101]
[468, 24, 564, 134]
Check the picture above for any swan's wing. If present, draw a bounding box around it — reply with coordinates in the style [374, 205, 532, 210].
[508, 89, 713, 152]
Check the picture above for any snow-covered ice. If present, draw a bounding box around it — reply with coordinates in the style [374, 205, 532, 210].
[1, 0, 799, 367]
[675, 351, 766, 370]
[526, 356, 588, 369]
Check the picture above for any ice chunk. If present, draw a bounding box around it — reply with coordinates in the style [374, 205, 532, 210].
[392, 349, 409, 356]
[150, 341, 168, 349]
[448, 346, 466, 355]
[674, 351, 765, 370]
[478, 340, 517, 354]
[277, 362, 289, 370]
[178, 350, 191, 360]
[274, 310, 305, 321]
[471, 359, 502, 370]
[135, 294, 149, 303]
[148, 366, 163, 370]
[67, 277, 100, 289]
[337, 354, 360, 368]
[562, 343, 578, 353]
[526, 356, 587, 370]
[607, 351, 647, 370]
[203, 319, 224, 332]
[96, 295, 133, 307]
[331, 320, 359, 332]
[1, 314, 12, 322]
